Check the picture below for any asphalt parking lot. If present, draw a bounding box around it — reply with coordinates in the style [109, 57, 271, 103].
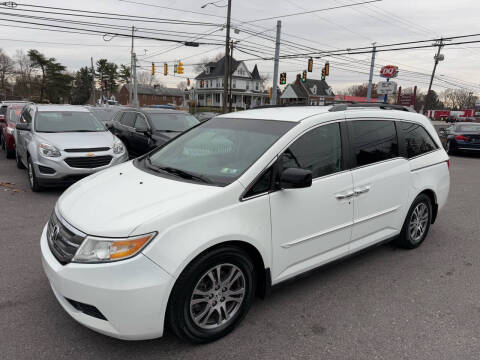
[1, 152, 480, 360]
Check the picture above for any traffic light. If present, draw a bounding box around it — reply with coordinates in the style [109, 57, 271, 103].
[187, 78, 190, 86]
[177, 61, 184, 74]
[308, 58, 313, 72]
[302, 70, 307, 83]
[151, 62, 155, 75]
[164, 63, 168, 76]
[321, 69, 326, 81]
[174, 64, 178, 74]
[279, 72, 286, 85]
[325, 62, 329, 76]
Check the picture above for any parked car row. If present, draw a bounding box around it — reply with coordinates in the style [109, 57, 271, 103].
[1, 102, 202, 192]
[438, 122, 480, 155]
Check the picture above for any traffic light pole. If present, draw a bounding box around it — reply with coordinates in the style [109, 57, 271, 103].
[133, 53, 138, 108]
[222, 0, 232, 113]
[272, 20, 282, 105]
[130, 26, 135, 105]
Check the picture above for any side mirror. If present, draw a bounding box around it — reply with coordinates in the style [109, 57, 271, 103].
[16, 122, 31, 131]
[0, 115, 5, 123]
[280, 168, 312, 189]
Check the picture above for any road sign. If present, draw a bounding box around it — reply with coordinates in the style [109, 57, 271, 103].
[377, 81, 397, 95]
[398, 94, 414, 106]
[380, 65, 398, 78]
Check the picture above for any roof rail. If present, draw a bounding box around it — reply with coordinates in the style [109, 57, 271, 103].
[253, 104, 318, 110]
[329, 102, 417, 113]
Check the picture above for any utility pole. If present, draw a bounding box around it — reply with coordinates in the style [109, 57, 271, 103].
[130, 26, 135, 105]
[90, 57, 96, 105]
[272, 20, 282, 106]
[132, 53, 139, 107]
[426, 39, 445, 110]
[366, 43, 376, 103]
[229, 40, 234, 112]
[222, 0, 232, 113]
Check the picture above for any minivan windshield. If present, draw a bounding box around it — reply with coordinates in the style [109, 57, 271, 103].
[35, 111, 106, 133]
[148, 113, 199, 132]
[144, 117, 296, 186]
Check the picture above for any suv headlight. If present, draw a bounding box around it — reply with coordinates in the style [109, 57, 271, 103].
[72, 232, 156, 263]
[39, 143, 61, 157]
[113, 140, 125, 154]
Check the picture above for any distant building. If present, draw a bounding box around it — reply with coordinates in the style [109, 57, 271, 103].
[194, 56, 269, 109]
[281, 77, 335, 105]
[119, 85, 184, 107]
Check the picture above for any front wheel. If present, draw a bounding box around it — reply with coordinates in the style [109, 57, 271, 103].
[27, 158, 42, 192]
[446, 140, 456, 155]
[15, 148, 25, 169]
[395, 194, 432, 249]
[167, 246, 256, 343]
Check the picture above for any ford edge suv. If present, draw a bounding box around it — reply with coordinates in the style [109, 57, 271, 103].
[41, 104, 450, 343]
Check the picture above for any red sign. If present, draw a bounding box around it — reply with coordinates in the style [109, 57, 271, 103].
[380, 65, 399, 78]
[398, 95, 414, 106]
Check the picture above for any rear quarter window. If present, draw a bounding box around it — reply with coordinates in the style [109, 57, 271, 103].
[397, 121, 438, 158]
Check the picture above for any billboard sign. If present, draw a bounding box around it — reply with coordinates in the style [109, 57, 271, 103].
[380, 65, 399, 78]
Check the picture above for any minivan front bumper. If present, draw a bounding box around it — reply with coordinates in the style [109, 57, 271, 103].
[40, 225, 174, 340]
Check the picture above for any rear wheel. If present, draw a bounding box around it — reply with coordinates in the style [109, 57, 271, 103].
[0, 133, 4, 151]
[167, 246, 256, 343]
[446, 140, 456, 155]
[15, 148, 25, 169]
[395, 194, 432, 249]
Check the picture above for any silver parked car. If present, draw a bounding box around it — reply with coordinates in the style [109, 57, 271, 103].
[14, 104, 129, 191]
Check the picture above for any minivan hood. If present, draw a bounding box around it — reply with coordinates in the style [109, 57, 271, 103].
[36, 131, 116, 150]
[57, 161, 223, 237]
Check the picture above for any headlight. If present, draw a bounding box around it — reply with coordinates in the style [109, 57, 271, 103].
[39, 143, 61, 157]
[6, 127, 14, 135]
[113, 140, 125, 154]
[72, 232, 156, 263]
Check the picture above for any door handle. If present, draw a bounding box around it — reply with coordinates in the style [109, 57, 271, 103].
[354, 185, 371, 196]
[335, 190, 354, 200]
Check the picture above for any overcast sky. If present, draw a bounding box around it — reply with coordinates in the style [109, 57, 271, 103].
[1, 0, 479, 95]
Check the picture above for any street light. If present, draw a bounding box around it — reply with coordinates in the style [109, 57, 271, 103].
[201, 0, 227, 8]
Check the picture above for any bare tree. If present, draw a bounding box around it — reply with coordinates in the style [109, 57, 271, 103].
[193, 53, 224, 73]
[339, 83, 379, 98]
[441, 88, 477, 109]
[0, 49, 14, 95]
[259, 73, 270, 90]
[14, 49, 34, 99]
[136, 71, 155, 86]
[177, 81, 187, 90]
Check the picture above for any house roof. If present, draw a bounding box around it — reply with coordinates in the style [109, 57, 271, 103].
[251, 64, 261, 80]
[124, 84, 184, 97]
[195, 56, 262, 81]
[282, 78, 334, 99]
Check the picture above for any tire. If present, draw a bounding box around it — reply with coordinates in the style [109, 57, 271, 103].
[395, 194, 432, 249]
[0, 133, 4, 151]
[15, 148, 25, 169]
[167, 246, 256, 343]
[446, 140, 456, 155]
[27, 157, 42, 192]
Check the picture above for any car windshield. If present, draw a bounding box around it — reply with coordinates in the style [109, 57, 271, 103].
[148, 113, 200, 132]
[35, 111, 106, 133]
[457, 124, 480, 132]
[8, 108, 22, 123]
[144, 117, 296, 186]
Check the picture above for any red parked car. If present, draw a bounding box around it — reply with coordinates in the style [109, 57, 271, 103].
[0, 104, 26, 158]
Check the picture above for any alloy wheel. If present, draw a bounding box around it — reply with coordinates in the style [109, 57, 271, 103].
[189, 263, 246, 330]
[409, 202, 429, 243]
[28, 162, 34, 187]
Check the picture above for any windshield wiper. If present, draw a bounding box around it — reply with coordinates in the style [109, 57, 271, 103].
[144, 158, 212, 184]
[156, 129, 181, 133]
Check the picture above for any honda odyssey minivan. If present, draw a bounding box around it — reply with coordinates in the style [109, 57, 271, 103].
[41, 104, 450, 343]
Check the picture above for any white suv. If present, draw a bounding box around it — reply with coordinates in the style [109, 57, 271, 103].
[41, 104, 450, 343]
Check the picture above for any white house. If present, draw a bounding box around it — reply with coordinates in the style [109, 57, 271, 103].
[194, 56, 269, 109]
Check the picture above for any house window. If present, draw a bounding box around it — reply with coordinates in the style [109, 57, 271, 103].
[163, 96, 166, 101]
[215, 93, 220, 103]
[246, 82, 249, 90]
[255, 82, 259, 90]
[210, 80, 213, 87]
[233, 80, 236, 89]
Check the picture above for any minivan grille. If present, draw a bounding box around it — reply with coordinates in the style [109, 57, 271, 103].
[47, 211, 85, 265]
[64, 147, 110, 153]
[64, 155, 112, 169]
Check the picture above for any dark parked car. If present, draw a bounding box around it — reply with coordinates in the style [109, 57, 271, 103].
[439, 122, 480, 155]
[0, 104, 26, 158]
[109, 108, 200, 158]
[194, 112, 219, 122]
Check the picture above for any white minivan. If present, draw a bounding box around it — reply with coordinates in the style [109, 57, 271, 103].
[41, 104, 450, 343]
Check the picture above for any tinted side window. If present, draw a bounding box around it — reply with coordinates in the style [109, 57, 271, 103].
[0, 105, 7, 116]
[244, 167, 273, 198]
[351, 120, 398, 167]
[397, 121, 438, 158]
[22, 108, 32, 123]
[120, 112, 135, 127]
[281, 122, 343, 179]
